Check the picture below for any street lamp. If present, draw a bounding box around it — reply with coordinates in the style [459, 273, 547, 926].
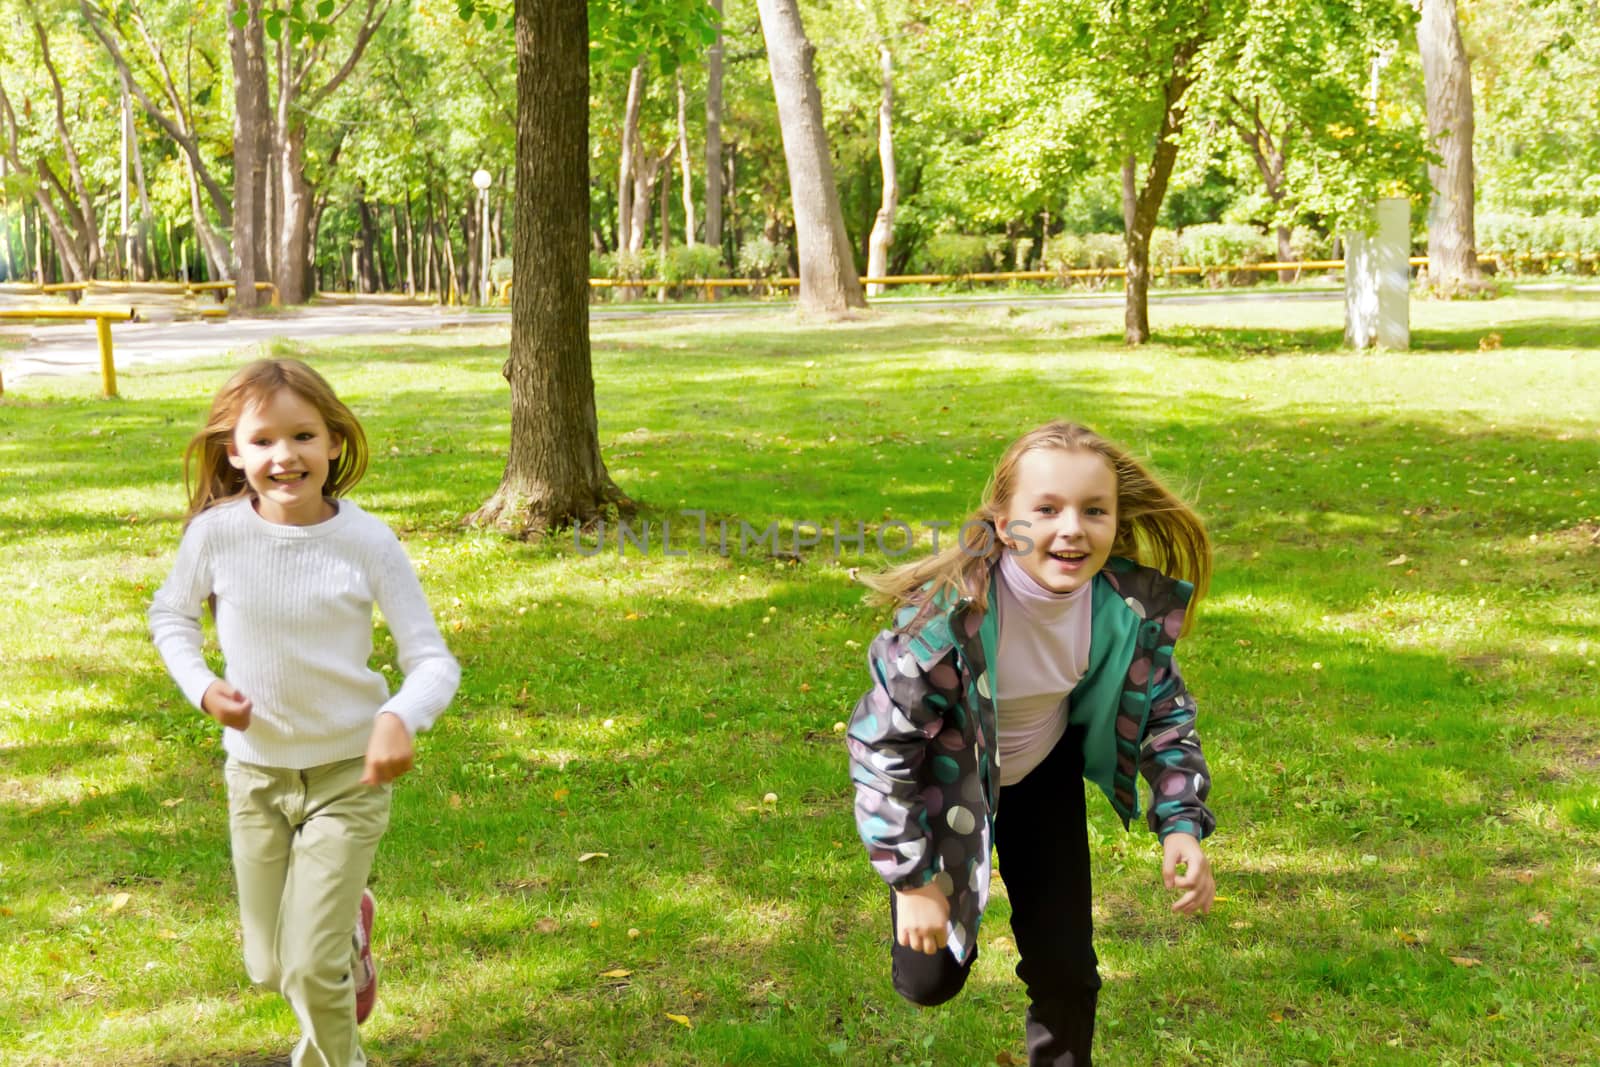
[472, 168, 492, 306]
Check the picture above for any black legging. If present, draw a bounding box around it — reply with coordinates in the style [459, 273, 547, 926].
[890, 723, 1101, 1067]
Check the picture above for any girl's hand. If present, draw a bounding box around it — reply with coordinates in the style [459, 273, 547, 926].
[1162, 832, 1215, 915]
[894, 882, 951, 955]
[201, 680, 252, 731]
[362, 712, 415, 785]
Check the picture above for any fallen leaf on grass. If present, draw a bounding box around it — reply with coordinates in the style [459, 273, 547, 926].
[1394, 929, 1422, 946]
[1386, 553, 1409, 567]
[598, 969, 632, 979]
[996, 1052, 1023, 1066]
[1528, 912, 1550, 927]
[535, 918, 558, 934]
[578, 852, 609, 863]
[161, 797, 183, 808]
[1449, 955, 1482, 967]
[109, 893, 131, 914]
[552, 788, 570, 803]
[665, 1013, 692, 1028]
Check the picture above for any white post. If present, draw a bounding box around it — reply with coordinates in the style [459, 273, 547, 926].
[473, 168, 492, 306]
[1375, 196, 1410, 349]
[1344, 196, 1410, 350]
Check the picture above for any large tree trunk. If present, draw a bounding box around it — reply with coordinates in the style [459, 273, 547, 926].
[356, 189, 382, 292]
[228, 0, 270, 308]
[704, 0, 724, 252]
[1120, 44, 1199, 345]
[755, 0, 866, 312]
[865, 41, 896, 298]
[469, 0, 631, 537]
[1417, 0, 1481, 295]
[276, 123, 316, 302]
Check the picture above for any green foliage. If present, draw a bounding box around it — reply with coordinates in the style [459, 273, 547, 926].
[1477, 214, 1600, 275]
[736, 236, 790, 279]
[597, 249, 649, 281]
[1042, 232, 1125, 271]
[911, 234, 1005, 275]
[659, 243, 724, 283]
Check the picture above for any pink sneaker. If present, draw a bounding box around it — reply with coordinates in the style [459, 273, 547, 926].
[354, 889, 378, 1024]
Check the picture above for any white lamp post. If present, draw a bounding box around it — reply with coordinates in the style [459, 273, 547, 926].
[472, 168, 492, 306]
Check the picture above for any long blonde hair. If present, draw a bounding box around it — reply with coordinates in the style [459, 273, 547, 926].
[181, 359, 368, 524]
[862, 421, 1211, 633]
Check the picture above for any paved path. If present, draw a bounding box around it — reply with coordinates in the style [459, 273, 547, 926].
[0, 305, 505, 386]
[0, 290, 1349, 388]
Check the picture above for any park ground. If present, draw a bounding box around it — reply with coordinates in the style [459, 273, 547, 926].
[1, 295, 1597, 1065]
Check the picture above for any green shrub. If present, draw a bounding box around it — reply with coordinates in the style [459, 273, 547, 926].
[1180, 223, 1273, 286]
[1478, 214, 1600, 276]
[737, 236, 790, 279]
[912, 234, 1005, 275]
[660, 244, 725, 284]
[596, 250, 649, 282]
[1041, 232, 1124, 273]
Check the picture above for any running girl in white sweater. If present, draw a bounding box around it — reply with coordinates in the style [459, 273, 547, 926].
[149, 358, 459, 1067]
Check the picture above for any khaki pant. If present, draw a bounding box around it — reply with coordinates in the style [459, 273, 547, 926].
[225, 756, 391, 1067]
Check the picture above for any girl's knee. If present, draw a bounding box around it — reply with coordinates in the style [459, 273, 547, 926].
[892, 950, 971, 1007]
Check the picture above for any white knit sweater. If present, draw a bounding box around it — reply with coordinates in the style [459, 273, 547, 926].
[149, 497, 460, 769]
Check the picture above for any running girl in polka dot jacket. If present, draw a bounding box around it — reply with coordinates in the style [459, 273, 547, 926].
[847, 421, 1217, 1066]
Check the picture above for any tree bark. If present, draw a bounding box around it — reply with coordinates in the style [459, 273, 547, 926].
[468, 0, 631, 537]
[355, 189, 382, 293]
[865, 41, 896, 297]
[228, 0, 270, 308]
[755, 0, 865, 312]
[1120, 41, 1200, 345]
[617, 59, 645, 254]
[1417, 0, 1481, 294]
[704, 0, 725, 253]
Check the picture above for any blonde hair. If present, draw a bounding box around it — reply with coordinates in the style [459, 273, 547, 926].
[862, 421, 1211, 634]
[181, 359, 368, 524]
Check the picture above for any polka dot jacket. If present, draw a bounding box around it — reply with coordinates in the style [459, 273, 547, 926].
[846, 557, 1215, 963]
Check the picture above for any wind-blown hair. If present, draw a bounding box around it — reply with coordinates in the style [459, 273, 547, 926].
[861, 421, 1211, 634]
[181, 359, 368, 525]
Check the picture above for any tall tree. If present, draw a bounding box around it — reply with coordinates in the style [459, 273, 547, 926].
[755, 0, 865, 312]
[466, 0, 630, 535]
[703, 0, 724, 251]
[864, 25, 895, 297]
[1417, 0, 1481, 293]
[228, 0, 270, 307]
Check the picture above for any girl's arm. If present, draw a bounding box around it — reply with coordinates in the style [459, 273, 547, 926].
[369, 532, 461, 737]
[1138, 655, 1215, 841]
[147, 522, 223, 710]
[846, 627, 961, 891]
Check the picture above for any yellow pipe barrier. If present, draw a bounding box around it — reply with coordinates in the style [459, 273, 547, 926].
[0, 306, 137, 397]
[30, 279, 278, 305]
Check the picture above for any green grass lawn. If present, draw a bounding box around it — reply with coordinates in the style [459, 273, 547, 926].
[1, 296, 1597, 1066]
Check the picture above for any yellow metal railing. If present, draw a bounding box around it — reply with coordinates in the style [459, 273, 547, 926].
[7, 279, 279, 305]
[0, 307, 137, 397]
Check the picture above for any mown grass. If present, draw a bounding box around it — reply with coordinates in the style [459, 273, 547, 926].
[1, 296, 1597, 1066]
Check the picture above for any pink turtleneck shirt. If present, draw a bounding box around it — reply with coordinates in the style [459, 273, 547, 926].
[993, 551, 1094, 787]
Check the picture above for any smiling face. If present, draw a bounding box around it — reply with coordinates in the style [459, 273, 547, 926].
[997, 446, 1119, 593]
[227, 387, 343, 526]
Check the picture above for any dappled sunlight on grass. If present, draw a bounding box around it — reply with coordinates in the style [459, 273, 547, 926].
[1, 300, 1597, 1064]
